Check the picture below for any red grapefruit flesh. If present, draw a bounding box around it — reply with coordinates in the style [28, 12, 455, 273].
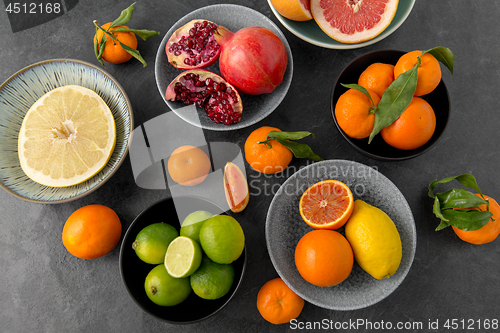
[311, 0, 399, 44]
[223, 162, 249, 213]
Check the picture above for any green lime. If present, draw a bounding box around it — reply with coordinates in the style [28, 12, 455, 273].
[144, 264, 191, 306]
[132, 222, 178, 264]
[190, 256, 235, 300]
[164, 236, 202, 278]
[199, 215, 245, 264]
[180, 210, 213, 243]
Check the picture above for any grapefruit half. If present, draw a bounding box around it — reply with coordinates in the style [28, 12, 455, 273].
[311, 0, 399, 44]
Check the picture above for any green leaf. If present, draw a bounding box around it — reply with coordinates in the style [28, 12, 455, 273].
[113, 27, 160, 40]
[274, 139, 324, 161]
[264, 131, 324, 161]
[433, 196, 448, 222]
[119, 42, 147, 67]
[368, 58, 419, 144]
[95, 32, 106, 66]
[436, 188, 488, 210]
[435, 220, 450, 231]
[110, 2, 135, 28]
[428, 174, 484, 198]
[440, 209, 492, 231]
[424, 46, 455, 74]
[340, 83, 376, 107]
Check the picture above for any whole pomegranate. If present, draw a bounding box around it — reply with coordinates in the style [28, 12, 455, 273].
[165, 69, 243, 125]
[214, 26, 288, 95]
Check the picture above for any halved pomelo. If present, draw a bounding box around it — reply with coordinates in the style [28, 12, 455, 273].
[223, 162, 249, 213]
[270, 0, 313, 22]
[18, 85, 116, 187]
[299, 180, 354, 229]
[311, 0, 399, 44]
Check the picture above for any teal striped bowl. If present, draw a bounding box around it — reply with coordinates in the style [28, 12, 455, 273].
[0, 59, 133, 203]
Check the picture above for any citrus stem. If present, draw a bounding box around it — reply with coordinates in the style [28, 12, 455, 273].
[93, 20, 118, 45]
[257, 138, 272, 149]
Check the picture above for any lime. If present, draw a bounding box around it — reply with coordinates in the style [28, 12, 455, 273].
[132, 222, 178, 264]
[144, 264, 191, 306]
[180, 210, 213, 243]
[164, 236, 202, 278]
[190, 256, 235, 300]
[199, 215, 245, 264]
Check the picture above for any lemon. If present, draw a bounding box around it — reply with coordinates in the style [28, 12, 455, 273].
[164, 236, 203, 278]
[345, 200, 402, 280]
[18, 85, 116, 187]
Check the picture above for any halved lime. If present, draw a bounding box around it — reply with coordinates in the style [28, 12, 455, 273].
[164, 236, 202, 278]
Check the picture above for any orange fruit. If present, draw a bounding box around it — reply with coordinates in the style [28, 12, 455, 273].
[62, 204, 122, 260]
[311, 0, 399, 44]
[380, 96, 436, 150]
[94, 22, 138, 64]
[394, 50, 442, 96]
[167, 145, 211, 186]
[223, 162, 250, 213]
[358, 62, 395, 98]
[452, 194, 500, 245]
[244, 126, 293, 174]
[295, 230, 353, 287]
[256, 278, 305, 325]
[334, 88, 380, 139]
[299, 180, 354, 230]
[270, 0, 312, 21]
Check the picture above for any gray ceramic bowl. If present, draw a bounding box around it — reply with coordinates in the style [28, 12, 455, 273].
[155, 4, 293, 131]
[0, 59, 133, 203]
[267, 0, 415, 49]
[266, 160, 416, 310]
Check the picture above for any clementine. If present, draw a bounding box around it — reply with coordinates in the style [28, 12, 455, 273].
[380, 96, 436, 150]
[62, 204, 122, 260]
[334, 88, 380, 139]
[167, 145, 211, 186]
[256, 278, 305, 325]
[452, 194, 500, 245]
[394, 50, 442, 97]
[244, 126, 293, 174]
[94, 22, 138, 64]
[358, 62, 395, 98]
[295, 230, 353, 287]
[299, 180, 354, 230]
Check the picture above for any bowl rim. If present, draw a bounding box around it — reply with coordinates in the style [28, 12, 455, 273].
[331, 49, 450, 161]
[119, 195, 248, 324]
[0, 58, 134, 203]
[267, 0, 416, 49]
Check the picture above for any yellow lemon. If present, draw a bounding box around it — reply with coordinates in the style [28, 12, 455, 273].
[345, 200, 402, 280]
[18, 85, 116, 187]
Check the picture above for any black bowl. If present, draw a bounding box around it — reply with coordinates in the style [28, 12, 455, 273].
[331, 50, 450, 161]
[119, 195, 247, 324]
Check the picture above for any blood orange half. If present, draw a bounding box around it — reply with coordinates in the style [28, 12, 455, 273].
[311, 0, 399, 44]
[299, 180, 354, 230]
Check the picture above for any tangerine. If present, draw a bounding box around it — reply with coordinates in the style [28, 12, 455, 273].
[167, 145, 211, 186]
[380, 96, 436, 150]
[452, 194, 500, 245]
[94, 22, 138, 64]
[358, 62, 395, 98]
[335, 88, 380, 139]
[270, 0, 312, 21]
[295, 230, 353, 287]
[62, 204, 122, 260]
[244, 126, 293, 174]
[256, 278, 305, 325]
[394, 50, 442, 96]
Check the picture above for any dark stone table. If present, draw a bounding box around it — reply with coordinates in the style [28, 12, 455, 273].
[1, 1, 499, 332]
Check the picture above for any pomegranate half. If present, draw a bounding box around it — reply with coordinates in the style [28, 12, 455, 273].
[165, 69, 243, 125]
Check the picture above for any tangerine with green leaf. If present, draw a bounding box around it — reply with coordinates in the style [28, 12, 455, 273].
[394, 50, 442, 97]
[94, 22, 138, 64]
